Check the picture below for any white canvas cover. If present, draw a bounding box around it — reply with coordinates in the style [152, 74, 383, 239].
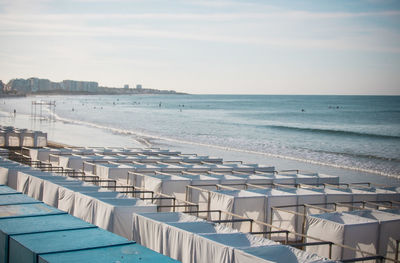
[192, 232, 276, 263]
[279, 188, 326, 236]
[95, 163, 135, 181]
[305, 212, 379, 260]
[247, 188, 298, 241]
[309, 188, 353, 211]
[42, 177, 86, 207]
[140, 173, 191, 207]
[58, 155, 86, 170]
[73, 195, 156, 239]
[72, 189, 126, 224]
[0, 132, 5, 146]
[132, 212, 204, 254]
[178, 174, 220, 211]
[20, 131, 35, 147]
[162, 221, 237, 263]
[209, 190, 266, 232]
[0, 164, 33, 189]
[57, 183, 100, 213]
[345, 209, 400, 260]
[234, 244, 331, 263]
[28, 148, 72, 162]
[6, 131, 20, 147]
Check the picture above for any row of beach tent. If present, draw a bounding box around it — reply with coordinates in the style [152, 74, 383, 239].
[0, 155, 332, 263]
[6, 144, 400, 262]
[0, 126, 47, 148]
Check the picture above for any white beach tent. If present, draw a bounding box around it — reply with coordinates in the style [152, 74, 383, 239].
[308, 188, 354, 211]
[0, 162, 33, 189]
[137, 173, 191, 207]
[95, 163, 139, 184]
[176, 173, 220, 211]
[246, 188, 298, 241]
[305, 212, 379, 260]
[132, 212, 204, 254]
[72, 189, 127, 224]
[0, 131, 5, 147]
[28, 147, 73, 162]
[162, 221, 237, 263]
[73, 193, 156, 239]
[278, 188, 326, 236]
[42, 177, 89, 207]
[192, 232, 277, 263]
[345, 209, 400, 260]
[5, 130, 21, 147]
[16, 170, 67, 200]
[234, 244, 332, 263]
[320, 187, 376, 212]
[209, 189, 266, 232]
[57, 183, 101, 214]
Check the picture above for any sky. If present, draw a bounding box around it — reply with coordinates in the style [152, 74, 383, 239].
[0, 0, 399, 95]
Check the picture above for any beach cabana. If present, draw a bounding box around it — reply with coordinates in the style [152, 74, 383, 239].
[305, 212, 379, 260]
[192, 232, 277, 263]
[57, 183, 101, 214]
[74, 195, 156, 239]
[234, 244, 332, 263]
[345, 209, 400, 260]
[0, 163, 33, 189]
[161, 221, 237, 262]
[132, 212, 204, 254]
[177, 173, 220, 210]
[138, 173, 191, 206]
[247, 188, 298, 240]
[278, 188, 326, 235]
[209, 189, 266, 232]
[28, 147, 73, 162]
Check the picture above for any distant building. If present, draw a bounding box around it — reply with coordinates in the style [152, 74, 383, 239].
[7, 78, 31, 92]
[124, 84, 129, 89]
[0, 80, 4, 93]
[62, 80, 98, 92]
[136, 84, 142, 90]
[29, 78, 51, 92]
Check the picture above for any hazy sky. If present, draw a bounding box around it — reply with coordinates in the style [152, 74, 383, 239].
[0, 0, 399, 94]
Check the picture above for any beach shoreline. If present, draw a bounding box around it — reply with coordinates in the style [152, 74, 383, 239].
[0, 95, 399, 186]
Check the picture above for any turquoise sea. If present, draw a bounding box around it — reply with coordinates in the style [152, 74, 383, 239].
[0, 94, 399, 179]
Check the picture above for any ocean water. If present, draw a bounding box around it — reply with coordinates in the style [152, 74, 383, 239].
[0, 94, 399, 178]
